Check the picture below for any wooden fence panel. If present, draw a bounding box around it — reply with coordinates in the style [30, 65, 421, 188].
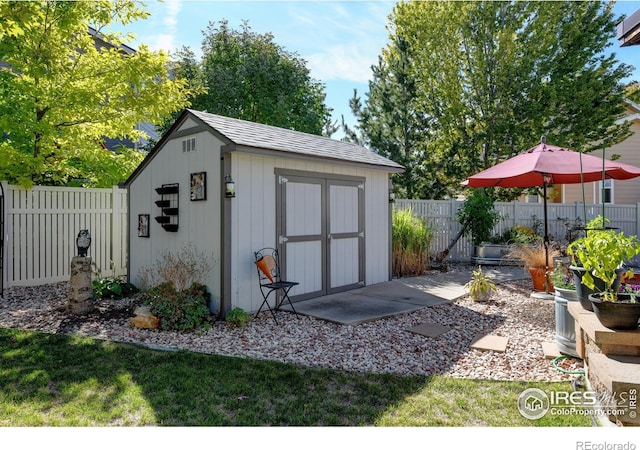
[2, 184, 127, 288]
[395, 199, 640, 262]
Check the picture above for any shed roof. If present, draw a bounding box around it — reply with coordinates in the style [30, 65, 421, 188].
[125, 109, 404, 187]
[188, 109, 404, 171]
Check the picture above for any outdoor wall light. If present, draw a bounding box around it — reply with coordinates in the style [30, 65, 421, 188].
[224, 174, 236, 198]
[389, 188, 395, 203]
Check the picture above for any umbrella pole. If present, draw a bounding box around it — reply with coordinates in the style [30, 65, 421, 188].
[543, 180, 550, 294]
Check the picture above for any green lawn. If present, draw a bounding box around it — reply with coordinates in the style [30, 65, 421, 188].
[0, 328, 592, 426]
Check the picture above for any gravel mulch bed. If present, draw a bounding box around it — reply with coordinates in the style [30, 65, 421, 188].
[0, 267, 584, 382]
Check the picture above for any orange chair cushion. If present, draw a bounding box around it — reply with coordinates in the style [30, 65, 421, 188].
[255, 256, 275, 282]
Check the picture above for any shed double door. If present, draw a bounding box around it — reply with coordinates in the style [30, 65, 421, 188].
[276, 172, 364, 301]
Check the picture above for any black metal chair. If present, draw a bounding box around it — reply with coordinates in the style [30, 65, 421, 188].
[254, 247, 299, 324]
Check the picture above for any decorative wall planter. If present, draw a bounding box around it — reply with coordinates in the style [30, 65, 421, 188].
[589, 293, 640, 330]
[155, 183, 179, 232]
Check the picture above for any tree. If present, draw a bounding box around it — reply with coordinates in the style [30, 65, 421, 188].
[174, 20, 333, 136]
[354, 1, 632, 199]
[0, 0, 192, 187]
[343, 37, 432, 198]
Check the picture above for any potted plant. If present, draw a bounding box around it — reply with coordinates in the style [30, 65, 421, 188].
[506, 241, 560, 292]
[567, 216, 640, 329]
[551, 260, 577, 299]
[567, 217, 618, 311]
[464, 266, 497, 302]
[479, 225, 540, 262]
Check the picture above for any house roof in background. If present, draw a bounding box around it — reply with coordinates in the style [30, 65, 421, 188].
[617, 8, 640, 47]
[188, 109, 404, 172]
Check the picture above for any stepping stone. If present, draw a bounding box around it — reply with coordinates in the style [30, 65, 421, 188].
[471, 334, 509, 352]
[541, 341, 562, 359]
[408, 322, 451, 338]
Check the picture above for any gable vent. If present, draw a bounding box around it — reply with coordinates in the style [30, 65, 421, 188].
[182, 137, 196, 153]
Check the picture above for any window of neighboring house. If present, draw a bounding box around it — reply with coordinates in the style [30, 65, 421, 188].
[526, 193, 539, 203]
[599, 179, 613, 204]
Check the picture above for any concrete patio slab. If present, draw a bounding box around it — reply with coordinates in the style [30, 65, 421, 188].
[279, 266, 528, 325]
[281, 291, 426, 325]
[471, 334, 509, 352]
[408, 322, 451, 338]
[358, 280, 450, 306]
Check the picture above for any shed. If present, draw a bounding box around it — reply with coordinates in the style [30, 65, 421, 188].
[125, 109, 404, 314]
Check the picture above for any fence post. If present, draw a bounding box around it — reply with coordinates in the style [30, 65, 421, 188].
[4, 184, 12, 288]
[111, 186, 123, 275]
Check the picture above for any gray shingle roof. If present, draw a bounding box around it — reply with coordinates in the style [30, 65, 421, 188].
[188, 109, 404, 172]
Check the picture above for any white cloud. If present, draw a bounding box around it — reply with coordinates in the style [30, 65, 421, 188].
[164, 0, 182, 28]
[291, 2, 393, 82]
[306, 43, 377, 83]
[142, 0, 183, 52]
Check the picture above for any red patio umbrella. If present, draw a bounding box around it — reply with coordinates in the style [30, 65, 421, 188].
[462, 138, 640, 293]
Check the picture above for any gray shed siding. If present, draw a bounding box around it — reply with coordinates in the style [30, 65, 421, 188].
[128, 124, 222, 309]
[230, 152, 392, 313]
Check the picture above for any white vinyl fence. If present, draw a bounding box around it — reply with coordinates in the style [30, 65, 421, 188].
[395, 199, 640, 262]
[1, 183, 127, 288]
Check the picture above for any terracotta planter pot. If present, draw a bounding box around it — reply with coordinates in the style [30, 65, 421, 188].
[529, 267, 553, 292]
[589, 293, 640, 330]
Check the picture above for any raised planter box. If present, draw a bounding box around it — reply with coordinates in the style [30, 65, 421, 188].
[471, 244, 520, 266]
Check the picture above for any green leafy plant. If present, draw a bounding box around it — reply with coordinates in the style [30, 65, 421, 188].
[457, 190, 500, 246]
[550, 262, 575, 290]
[225, 307, 252, 328]
[567, 216, 640, 301]
[92, 277, 138, 300]
[487, 225, 540, 245]
[144, 282, 211, 331]
[392, 207, 434, 277]
[464, 266, 497, 302]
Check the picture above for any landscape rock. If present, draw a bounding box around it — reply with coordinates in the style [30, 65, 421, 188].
[0, 264, 584, 382]
[131, 305, 159, 329]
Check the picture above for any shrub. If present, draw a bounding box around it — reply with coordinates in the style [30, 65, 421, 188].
[506, 241, 560, 268]
[144, 282, 212, 331]
[392, 207, 434, 277]
[92, 276, 138, 300]
[225, 307, 252, 328]
[487, 225, 540, 245]
[138, 243, 215, 291]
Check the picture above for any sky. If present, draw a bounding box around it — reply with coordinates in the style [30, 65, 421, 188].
[115, 0, 640, 134]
